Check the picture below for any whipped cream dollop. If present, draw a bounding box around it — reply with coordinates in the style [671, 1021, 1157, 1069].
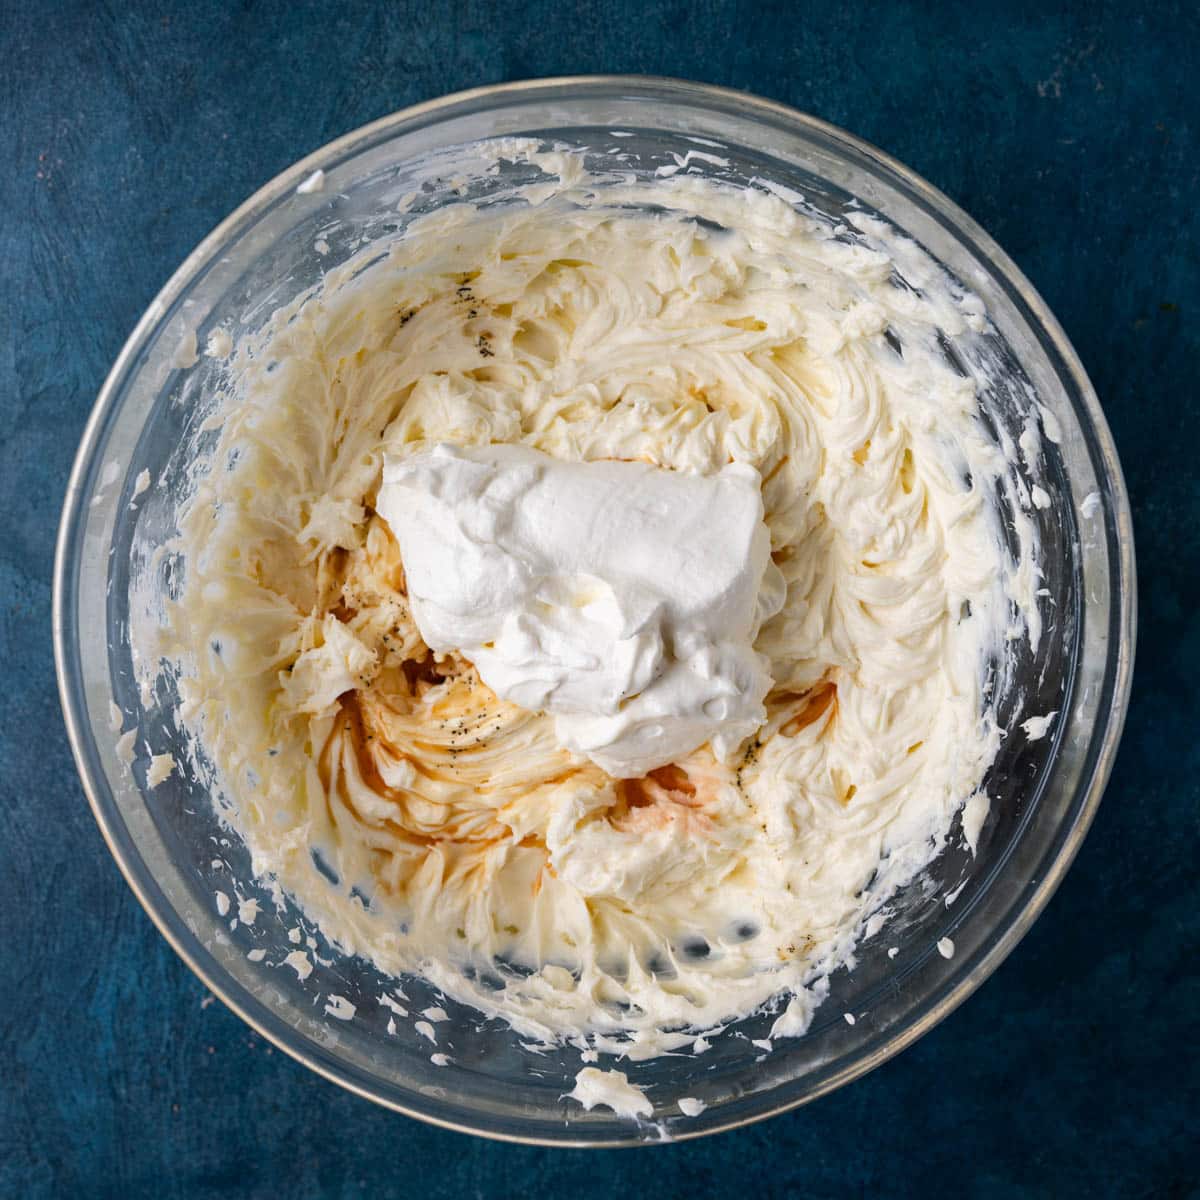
[376, 443, 783, 776]
[144, 139, 1043, 1056]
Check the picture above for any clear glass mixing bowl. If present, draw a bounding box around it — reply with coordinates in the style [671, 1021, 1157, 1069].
[54, 77, 1135, 1145]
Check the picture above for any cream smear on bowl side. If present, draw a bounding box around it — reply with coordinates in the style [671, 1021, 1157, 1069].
[136, 141, 1040, 1056]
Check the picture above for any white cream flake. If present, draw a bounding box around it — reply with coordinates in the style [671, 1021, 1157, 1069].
[296, 169, 325, 195]
[205, 329, 233, 359]
[97, 459, 120, 492]
[1039, 404, 1063, 443]
[961, 791, 991, 856]
[115, 729, 136, 764]
[380, 993, 409, 1018]
[1021, 712, 1058, 741]
[568, 1068, 652, 1120]
[324, 994, 356, 1020]
[146, 753, 176, 787]
[769, 988, 827, 1040]
[172, 329, 198, 369]
[283, 950, 313, 981]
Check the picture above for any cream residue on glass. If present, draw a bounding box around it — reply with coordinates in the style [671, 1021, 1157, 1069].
[148, 143, 1038, 1052]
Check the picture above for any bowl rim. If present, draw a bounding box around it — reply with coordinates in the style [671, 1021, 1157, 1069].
[53, 73, 1137, 1146]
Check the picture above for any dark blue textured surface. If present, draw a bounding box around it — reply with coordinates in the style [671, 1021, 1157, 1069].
[3, 2, 1196, 1195]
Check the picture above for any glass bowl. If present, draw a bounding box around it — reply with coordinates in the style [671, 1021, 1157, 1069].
[53, 77, 1135, 1145]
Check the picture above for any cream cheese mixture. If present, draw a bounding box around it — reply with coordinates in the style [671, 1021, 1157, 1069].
[153, 143, 1037, 1052]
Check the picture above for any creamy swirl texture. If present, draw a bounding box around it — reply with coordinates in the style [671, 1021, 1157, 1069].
[158, 146, 1030, 1048]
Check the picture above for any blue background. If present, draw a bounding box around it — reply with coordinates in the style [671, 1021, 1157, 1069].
[3, 1, 1196, 1196]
